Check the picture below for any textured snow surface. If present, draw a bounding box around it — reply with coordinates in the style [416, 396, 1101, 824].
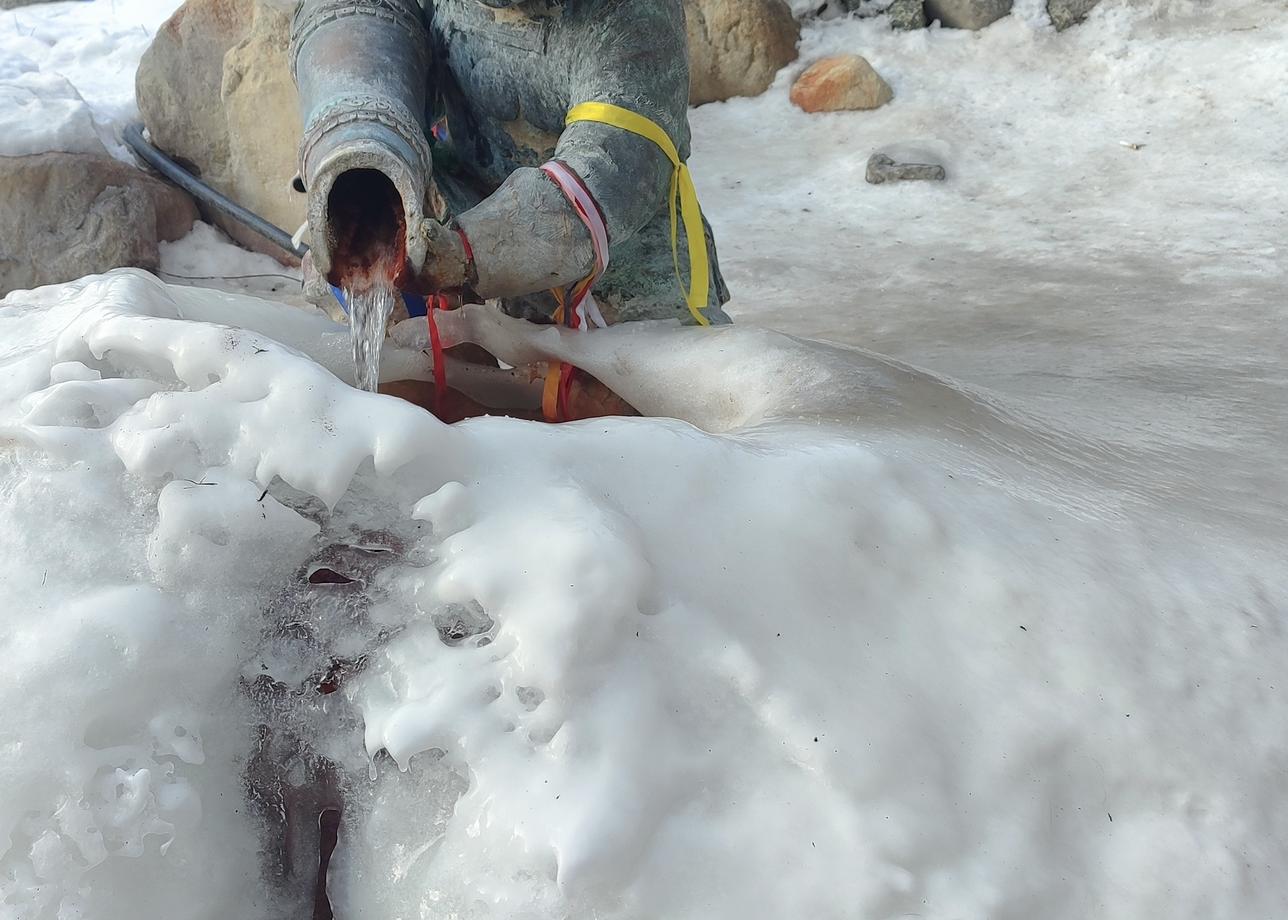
[691, 0, 1288, 536]
[0, 0, 179, 158]
[2, 0, 1287, 916]
[1, 270, 1285, 919]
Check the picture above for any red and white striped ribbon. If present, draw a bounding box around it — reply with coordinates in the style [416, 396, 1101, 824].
[540, 160, 609, 330]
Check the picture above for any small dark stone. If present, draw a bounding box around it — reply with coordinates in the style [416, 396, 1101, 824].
[924, 0, 1011, 29]
[888, 0, 927, 30]
[866, 153, 947, 184]
[1047, 0, 1100, 30]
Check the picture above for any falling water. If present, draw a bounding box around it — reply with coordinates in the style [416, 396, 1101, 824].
[346, 281, 396, 393]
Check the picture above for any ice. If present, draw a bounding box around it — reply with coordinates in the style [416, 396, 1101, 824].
[2, 0, 1287, 915]
[0, 269, 1284, 919]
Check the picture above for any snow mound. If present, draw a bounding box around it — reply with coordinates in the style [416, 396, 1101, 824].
[0, 270, 1284, 919]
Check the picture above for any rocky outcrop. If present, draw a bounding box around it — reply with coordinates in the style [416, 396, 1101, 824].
[136, 0, 303, 261]
[923, 0, 1011, 29]
[0, 152, 198, 296]
[790, 55, 893, 113]
[685, 0, 800, 105]
[1047, 0, 1100, 30]
[865, 152, 946, 184]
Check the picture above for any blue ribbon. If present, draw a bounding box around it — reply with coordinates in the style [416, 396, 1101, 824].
[330, 285, 426, 318]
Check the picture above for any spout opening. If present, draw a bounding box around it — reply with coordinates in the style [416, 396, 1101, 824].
[325, 168, 408, 288]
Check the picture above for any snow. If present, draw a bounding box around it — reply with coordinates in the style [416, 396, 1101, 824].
[0, 0, 182, 158]
[158, 222, 307, 304]
[689, 0, 1288, 538]
[0, 70, 111, 156]
[2, 0, 1288, 918]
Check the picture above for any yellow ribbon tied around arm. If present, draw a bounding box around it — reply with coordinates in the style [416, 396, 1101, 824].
[565, 101, 711, 326]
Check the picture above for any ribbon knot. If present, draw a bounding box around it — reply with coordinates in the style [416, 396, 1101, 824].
[565, 101, 712, 327]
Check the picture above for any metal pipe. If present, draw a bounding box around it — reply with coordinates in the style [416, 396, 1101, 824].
[122, 122, 308, 259]
[290, 0, 432, 283]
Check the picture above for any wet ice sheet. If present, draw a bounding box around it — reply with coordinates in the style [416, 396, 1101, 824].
[0, 271, 1284, 920]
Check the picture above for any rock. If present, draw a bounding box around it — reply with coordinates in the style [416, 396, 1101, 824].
[865, 152, 946, 184]
[1047, 0, 1099, 30]
[0, 152, 198, 296]
[790, 55, 893, 114]
[685, 0, 801, 106]
[887, 0, 928, 30]
[831, 0, 924, 28]
[923, 0, 1011, 29]
[136, 0, 303, 261]
[0, 0, 60, 8]
[221, 2, 305, 245]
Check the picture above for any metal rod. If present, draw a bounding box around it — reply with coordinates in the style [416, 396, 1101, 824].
[123, 122, 309, 259]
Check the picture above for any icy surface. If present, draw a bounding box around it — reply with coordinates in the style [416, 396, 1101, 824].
[1, 270, 1285, 919]
[2, 0, 1287, 916]
[689, 0, 1288, 532]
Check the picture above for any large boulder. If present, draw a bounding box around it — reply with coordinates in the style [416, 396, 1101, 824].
[0, 152, 198, 296]
[790, 55, 893, 113]
[923, 0, 1011, 29]
[685, 0, 800, 105]
[136, 0, 303, 262]
[1047, 0, 1100, 30]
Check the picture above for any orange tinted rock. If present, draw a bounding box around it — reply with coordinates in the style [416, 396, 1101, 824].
[790, 55, 893, 113]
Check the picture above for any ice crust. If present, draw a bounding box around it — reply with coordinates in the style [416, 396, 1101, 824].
[0, 270, 1284, 919]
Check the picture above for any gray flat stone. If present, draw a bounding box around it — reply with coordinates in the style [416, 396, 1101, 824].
[865, 153, 947, 184]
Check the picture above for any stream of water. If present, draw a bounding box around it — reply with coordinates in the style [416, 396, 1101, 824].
[345, 282, 397, 393]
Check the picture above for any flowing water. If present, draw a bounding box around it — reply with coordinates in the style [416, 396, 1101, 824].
[345, 282, 397, 392]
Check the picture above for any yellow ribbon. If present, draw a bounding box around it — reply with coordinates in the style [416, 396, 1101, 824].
[565, 101, 712, 327]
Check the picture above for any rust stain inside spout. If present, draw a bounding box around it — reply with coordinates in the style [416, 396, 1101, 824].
[326, 168, 409, 289]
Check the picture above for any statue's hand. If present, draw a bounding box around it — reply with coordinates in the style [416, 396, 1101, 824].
[411, 219, 474, 294]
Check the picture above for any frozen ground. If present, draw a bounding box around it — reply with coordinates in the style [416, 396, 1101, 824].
[1, 0, 1286, 918]
[690, 0, 1288, 537]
